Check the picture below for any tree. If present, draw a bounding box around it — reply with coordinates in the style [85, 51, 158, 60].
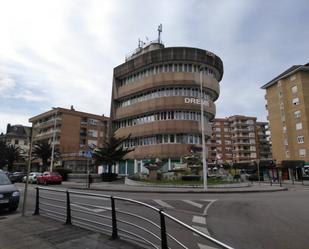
[0, 141, 8, 169]
[92, 132, 134, 175]
[6, 144, 23, 172]
[32, 141, 59, 172]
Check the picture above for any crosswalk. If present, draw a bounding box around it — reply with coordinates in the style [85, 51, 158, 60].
[146, 199, 217, 249]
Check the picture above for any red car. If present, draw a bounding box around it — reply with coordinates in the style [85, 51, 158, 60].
[37, 172, 62, 185]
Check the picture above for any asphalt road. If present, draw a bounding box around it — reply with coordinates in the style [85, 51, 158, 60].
[15, 183, 309, 249]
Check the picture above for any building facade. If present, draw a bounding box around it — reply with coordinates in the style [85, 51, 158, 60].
[29, 106, 109, 172]
[110, 42, 224, 175]
[0, 124, 31, 170]
[207, 116, 272, 164]
[261, 63, 309, 163]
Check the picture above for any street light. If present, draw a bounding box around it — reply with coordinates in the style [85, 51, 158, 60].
[252, 159, 261, 186]
[199, 66, 208, 191]
[22, 124, 35, 216]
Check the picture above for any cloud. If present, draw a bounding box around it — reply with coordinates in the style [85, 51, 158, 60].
[0, 74, 16, 94]
[0, 0, 309, 133]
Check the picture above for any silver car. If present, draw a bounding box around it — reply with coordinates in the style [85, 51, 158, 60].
[0, 172, 20, 211]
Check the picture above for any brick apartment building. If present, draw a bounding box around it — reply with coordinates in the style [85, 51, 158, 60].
[207, 115, 272, 165]
[29, 106, 109, 172]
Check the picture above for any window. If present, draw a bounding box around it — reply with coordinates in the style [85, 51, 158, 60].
[284, 139, 288, 145]
[299, 149, 306, 157]
[294, 110, 301, 119]
[88, 130, 98, 137]
[296, 123, 303, 130]
[291, 85, 298, 93]
[297, 136, 304, 144]
[290, 75, 296, 81]
[292, 97, 300, 105]
[14, 140, 19, 145]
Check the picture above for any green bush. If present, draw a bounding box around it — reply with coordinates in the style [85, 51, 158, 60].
[53, 168, 72, 181]
[182, 175, 201, 181]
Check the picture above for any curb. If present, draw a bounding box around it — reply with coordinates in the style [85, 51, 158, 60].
[64, 185, 288, 194]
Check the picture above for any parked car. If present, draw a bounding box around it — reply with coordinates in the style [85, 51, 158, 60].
[22, 172, 43, 184]
[0, 172, 20, 211]
[9, 172, 27, 183]
[37, 172, 62, 185]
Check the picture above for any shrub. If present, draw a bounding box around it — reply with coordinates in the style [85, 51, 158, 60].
[101, 173, 118, 182]
[181, 175, 201, 181]
[53, 168, 72, 181]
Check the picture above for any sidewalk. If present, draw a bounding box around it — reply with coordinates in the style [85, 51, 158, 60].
[0, 213, 142, 249]
[61, 180, 288, 193]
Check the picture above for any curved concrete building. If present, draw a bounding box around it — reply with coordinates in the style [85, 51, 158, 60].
[110, 42, 223, 175]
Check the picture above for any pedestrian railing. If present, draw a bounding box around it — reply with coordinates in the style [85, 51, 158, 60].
[34, 187, 233, 249]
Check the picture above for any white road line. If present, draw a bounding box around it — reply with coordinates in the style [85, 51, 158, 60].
[70, 194, 109, 201]
[192, 225, 210, 236]
[202, 199, 217, 216]
[71, 203, 109, 213]
[153, 199, 174, 209]
[192, 215, 206, 225]
[183, 199, 203, 208]
[197, 243, 218, 249]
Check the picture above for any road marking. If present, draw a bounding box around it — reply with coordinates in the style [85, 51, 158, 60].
[192, 225, 210, 236]
[71, 203, 109, 213]
[202, 199, 217, 216]
[183, 200, 203, 208]
[192, 215, 206, 225]
[70, 194, 109, 201]
[197, 243, 218, 249]
[153, 199, 174, 209]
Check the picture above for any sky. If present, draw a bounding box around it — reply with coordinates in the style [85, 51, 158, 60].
[0, 0, 309, 133]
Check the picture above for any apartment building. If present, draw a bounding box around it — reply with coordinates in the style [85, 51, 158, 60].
[29, 106, 109, 172]
[0, 124, 31, 169]
[207, 116, 272, 164]
[110, 41, 224, 175]
[261, 63, 309, 163]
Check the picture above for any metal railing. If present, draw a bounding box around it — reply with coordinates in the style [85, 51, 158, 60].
[33, 187, 233, 249]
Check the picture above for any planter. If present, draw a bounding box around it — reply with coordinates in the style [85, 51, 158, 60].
[101, 173, 118, 182]
[181, 175, 201, 181]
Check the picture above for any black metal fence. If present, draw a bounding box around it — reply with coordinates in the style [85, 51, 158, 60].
[33, 187, 233, 249]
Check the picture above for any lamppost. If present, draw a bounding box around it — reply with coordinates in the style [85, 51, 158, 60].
[257, 159, 261, 186]
[199, 66, 208, 191]
[22, 124, 35, 216]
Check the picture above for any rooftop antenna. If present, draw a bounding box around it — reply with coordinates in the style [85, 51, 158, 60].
[157, 24, 162, 43]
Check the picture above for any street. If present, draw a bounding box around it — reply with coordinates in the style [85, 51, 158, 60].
[13, 183, 309, 249]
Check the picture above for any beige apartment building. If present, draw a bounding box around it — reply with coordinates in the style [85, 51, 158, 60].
[29, 106, 109, 172]
[208, 116, 272, 164]
[110, 41, 224, 175]
[261, 63, 309, 163]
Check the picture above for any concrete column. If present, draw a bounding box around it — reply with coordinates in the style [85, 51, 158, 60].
[125, 161, 128, 175]
[134, 159, 138, 174]
[168, 158, 171, 171]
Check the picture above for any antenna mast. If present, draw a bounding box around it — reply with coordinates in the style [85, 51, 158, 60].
[157, 24, 163, 43]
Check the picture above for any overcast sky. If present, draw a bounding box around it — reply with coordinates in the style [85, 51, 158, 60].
[0, 0, 309, 133]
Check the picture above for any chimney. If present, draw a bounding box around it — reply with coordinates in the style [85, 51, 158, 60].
[6, 123, 11, 133]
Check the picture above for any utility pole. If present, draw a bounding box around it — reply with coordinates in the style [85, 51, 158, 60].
[200, 66, 208, 191]
[22, 125, 34, 216]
